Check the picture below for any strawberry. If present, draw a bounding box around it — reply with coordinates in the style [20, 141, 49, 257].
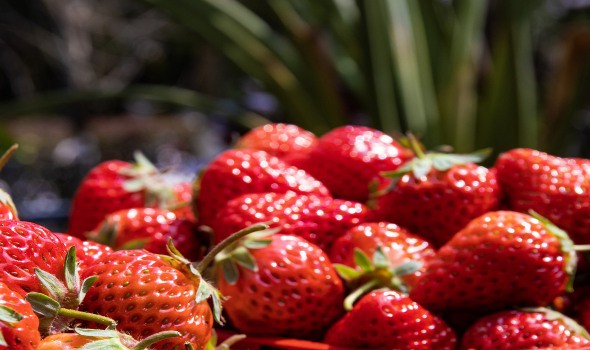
[55, 233, 113, 269]
[171, 181, 196, 222]
[495, 148, 590, 245]
[37, 327, 181, 350]
[329, 222, 435, 288]
[215, 232, 345, 339]
[324, 290, 457, 349]
[87, 207, 205, 260]
[289, 125, 413, 202]
[409, 211, 577, 313]
[210, 191, 368, 251]
[370, 142, 501, 247]
[194, 149, 330, 228]
[234, 123, 318, 160]
[0, 281, 40, 349]
[0, 220, 67, 296]
[80, 245, 221, 350]
[68, 153, 179, 238]
[459, 308, 590, 350]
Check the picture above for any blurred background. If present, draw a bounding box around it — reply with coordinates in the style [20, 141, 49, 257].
[0, 0, 590, 230]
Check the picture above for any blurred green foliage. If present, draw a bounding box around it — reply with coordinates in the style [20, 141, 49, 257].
[1, 0, 590, 156]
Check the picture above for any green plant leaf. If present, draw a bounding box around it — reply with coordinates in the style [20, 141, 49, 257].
[353, 248, 373, 272]
[25, 292, 60, 318]
[372, 247, 389, 270]
[79, 276, 98, 305]
[34, 268, 66, 302]
[392, 261, 423, 277]
[0, 305, 23, 324]
[221, 260, 240, 285]
[231, 247, 257, 271]
[333, 264, 361, 281]
[64, 246, 79, 292]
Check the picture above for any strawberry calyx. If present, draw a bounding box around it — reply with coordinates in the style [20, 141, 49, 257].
[119, 151, 176, 209]
[159, 223, 270, 325]
[86, 219, 149, 250]
[0, 144, 19, 219]
[204, 329, 247, 350]
[67, 326, 181, 350]
[25, 246, 102, 335]
[520, 307, 590, 340]
[214, 226, 278, 285]
[529, 210, 578, 292]
[333, 247, 422, 310]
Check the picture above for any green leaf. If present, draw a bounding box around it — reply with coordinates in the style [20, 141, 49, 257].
[133, 151, 158, 173]
[122, 178, 147, 193]
[25, 292, 60, 318]
[221, 260, 240, 285]
[80, 338, 127, 350]
[64, 246, 79, 291]
[79, 276, 98, 305]
[75, 327, 119, 338]
[412, 158, 433, 179]
[231, 247, 257, 271]
[243, 238, 273, 249]
[372, 247, 389, 270]
[33, 268, 66, 302]
[0, 305, 23, 324]
[392, 261, 423, 277]
[333, 264, 361, 281]
[353, 248, 373, 273]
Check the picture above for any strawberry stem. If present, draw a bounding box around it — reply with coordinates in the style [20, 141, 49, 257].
[343, 279, 380, 311]
[216, 334, 247, 350]
[132, 331, 181, 350]
[407, 134, 425, 159]
[57, 308, 116, 327]
[0, 144, 18, 172]
[195, 223, 269, 273]
[575, 245, 590, 252]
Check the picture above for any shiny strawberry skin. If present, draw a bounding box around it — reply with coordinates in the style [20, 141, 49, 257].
[80, 250, 213, 350]
[459, 310, 590, 350]
[324, 290, 457, 350]
[372, 163, 502, 247]
[0, 220, 67, 296]
[171, 182, 196, 222]
[68, 160, 146, 238]
[235, 123, 318, 159]
[329, 222, 436, 288]
[217, 234, 345, 339]
[195, 149, 330, 228]
[290, 125, 413, 202]
[0, 281, 40, 350]
[210, 191, 368, 251]
[88, 208, 203, 260]
[495, 148, 590, 244]
[410, 211, 571, 313]
[0, 189, 18, 220]
[54, 233, 113, 270]
[37, 333, 94, 350]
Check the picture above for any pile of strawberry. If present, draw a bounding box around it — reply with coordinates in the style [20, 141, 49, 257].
[2, 124, 590, 349]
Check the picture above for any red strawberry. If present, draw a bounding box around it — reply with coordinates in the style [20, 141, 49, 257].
[235, 123, 318, 160]
[329, 222, 435, 288]
[55, 233, 113, 269]
[495, 148, 590, 245]
[171, 181, 196, 222]
[290, 125, 413, 202]
[459, 308, 590, 350]
[409, 211, 577, 313]
[87, 207, 205, 260]
[68, 153, 179, 238]
[0, 281, 40, 349]
[195, 149, 330, 228]
[80, 248, 218, 350]
[324, 290, 457, 349]
[371, 144, 501, 247]
[210, 191, 367, 251]
[0, 220, 67, 296]
[216, 233, 345, 339]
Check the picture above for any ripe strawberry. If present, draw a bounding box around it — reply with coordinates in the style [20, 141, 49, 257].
[329, 222, 435, 288]
[210, 191, 368, 251]
[55, 233, 113, 269]
[409, 211, 577, 313]
[495, 148, 590, 245]
[459, 308, 590, 350]
[0, 220, 67, 296]
[370, 144, 501, 247]
[68, 153, 179, 238]
[80, 248, 218, 350]
[87, 207, 205, 260]
[234, 123, 318, 160]
[37, 327, 181, 350]
[0, 281, 40, 349]
[194, 149, 330, 228]
[324, 290, 456, 349]
[171, 181, 196, 222]
[216, 233, 345, 339]
[290, 125, 413, 202]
